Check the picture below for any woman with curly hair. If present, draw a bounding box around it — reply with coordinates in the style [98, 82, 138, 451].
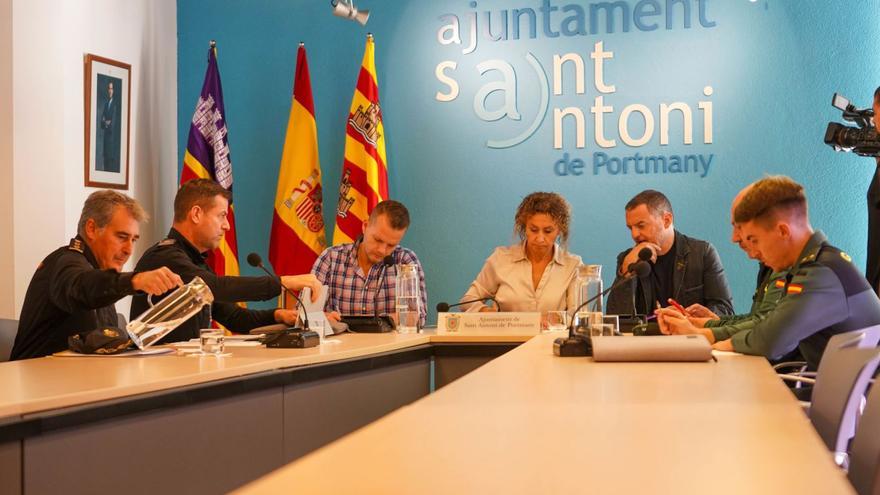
[459, 192, 584, 315]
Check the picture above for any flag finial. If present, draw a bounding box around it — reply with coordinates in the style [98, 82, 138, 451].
[209, 40, 216, 49]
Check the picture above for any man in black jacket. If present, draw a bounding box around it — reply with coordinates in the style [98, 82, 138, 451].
[605, 189, 734, 317]
[866, 87, 880, 294]
[11, 191, 182, 360]
[131, 179, 320, 343]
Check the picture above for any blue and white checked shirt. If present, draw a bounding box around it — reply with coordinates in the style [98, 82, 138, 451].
[311, 239, 427, 326]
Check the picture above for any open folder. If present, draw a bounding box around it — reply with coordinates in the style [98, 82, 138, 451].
[591, 335, 713, 362]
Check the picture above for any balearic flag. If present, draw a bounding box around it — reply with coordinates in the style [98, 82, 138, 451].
[269, 43, 327, 277]
[332, 33, 388, 245]
[181, 41, 240, 278]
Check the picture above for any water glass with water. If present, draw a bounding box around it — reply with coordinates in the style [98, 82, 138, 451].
[199, 328, 225, 355]
[544, 310, 569, 333]
[590, 314, 620, 338]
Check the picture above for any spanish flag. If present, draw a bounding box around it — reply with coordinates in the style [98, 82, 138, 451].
[181, 41, 240, 278]
[332, 34, 389, 245]
[269, 43, 327, 277]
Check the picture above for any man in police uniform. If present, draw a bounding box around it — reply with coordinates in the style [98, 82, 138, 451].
[11, 191, 183, 360]
[659, 175, 880, 370]
[131, 179, 321, 343]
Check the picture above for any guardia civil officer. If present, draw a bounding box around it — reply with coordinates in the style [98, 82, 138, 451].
[11, 191, 183, 360]
[658, 175, 880, 371]
[130, 178, 320, 343]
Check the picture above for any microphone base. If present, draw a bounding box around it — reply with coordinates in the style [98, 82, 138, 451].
[341, 315, 395, 333]
[553, 334, 593, 357]
[264, 329, 320, 348]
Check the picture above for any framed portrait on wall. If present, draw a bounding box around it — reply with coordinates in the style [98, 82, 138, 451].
[84, 54, 131, 190]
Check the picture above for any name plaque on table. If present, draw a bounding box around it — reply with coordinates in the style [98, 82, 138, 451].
[436, 312, 541, 333]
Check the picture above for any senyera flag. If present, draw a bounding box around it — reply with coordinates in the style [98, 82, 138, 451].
[269, 42, 327, 282]
[332, 33, 388, 245]
[181, 40, 240, 279]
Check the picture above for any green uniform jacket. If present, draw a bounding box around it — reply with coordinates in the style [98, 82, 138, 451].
[729, 231, 880, 370]
[706, 266, 786, 342]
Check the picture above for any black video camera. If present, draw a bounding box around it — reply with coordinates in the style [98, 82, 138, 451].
[824, 93, 880, 157]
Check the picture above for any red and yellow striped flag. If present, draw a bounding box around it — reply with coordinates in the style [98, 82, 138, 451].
[332, 34, 388, 245]
[269, 43, 327, 276]
[181, 42, 240, 278]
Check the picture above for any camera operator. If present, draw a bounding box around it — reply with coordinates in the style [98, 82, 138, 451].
[868, 87, 880, 293]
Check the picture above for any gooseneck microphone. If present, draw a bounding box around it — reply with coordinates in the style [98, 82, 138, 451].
[247, 252, 309, 331]
[571, 259, 651, 332]
[627, 247, 655, 314]
[436, 296, 502, 313]
[554, 259, 651, 357]
[627, 246, 654, 273]
[373, 255, 395, 317]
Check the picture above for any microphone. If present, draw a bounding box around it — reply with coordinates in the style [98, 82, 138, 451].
[436, 296, 502, 313]
[373, 255, 395, 317]
[627, 247, 654, 273]
[554, 259, 651, 357]
[246, 252, 309, 331]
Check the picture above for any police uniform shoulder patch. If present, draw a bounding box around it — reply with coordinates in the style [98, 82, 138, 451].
[158, 238, 177, 247]
[817, 245, 871, 297]
[68, 238, 84, 253]
[840, 251, 852, 263]
[799, 253, 817, 264]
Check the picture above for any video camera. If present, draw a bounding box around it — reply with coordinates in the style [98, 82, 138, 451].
[824, 93, 880, 157]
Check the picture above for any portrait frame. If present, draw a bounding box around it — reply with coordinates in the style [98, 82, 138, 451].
[84, 54, 131, 190]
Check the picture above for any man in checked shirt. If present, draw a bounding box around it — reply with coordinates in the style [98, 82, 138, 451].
[312, 200, 427, 328]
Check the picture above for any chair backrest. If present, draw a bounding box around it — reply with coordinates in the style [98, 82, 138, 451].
[806, 325, 880, 461]
[850, 324, 880, 349]
[848, 376, 880, 495]
[0, 318, 18, 362]
[809, 346, 880, 456]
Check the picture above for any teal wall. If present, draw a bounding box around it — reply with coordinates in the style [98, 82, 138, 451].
[178, 0, 880, 317]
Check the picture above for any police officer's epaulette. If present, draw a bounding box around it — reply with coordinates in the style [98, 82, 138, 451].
[815, 244, 871, 297]
[157, 238, 177, 247]
[68, 238, 84, 254]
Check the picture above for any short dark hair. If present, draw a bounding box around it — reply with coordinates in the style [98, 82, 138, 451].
[734, 175, 807, 225]
[174, 178, 232, 222]
[625, 189, 673, 217]
[370, 200, 410, 230]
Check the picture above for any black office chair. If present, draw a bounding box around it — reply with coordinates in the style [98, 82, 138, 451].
[0, 318, 18, 362]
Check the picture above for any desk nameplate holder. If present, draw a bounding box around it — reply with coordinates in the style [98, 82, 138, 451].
[437, 312, 541, 333]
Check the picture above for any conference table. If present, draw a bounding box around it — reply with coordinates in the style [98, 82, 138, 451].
[0, 328, 855, 494]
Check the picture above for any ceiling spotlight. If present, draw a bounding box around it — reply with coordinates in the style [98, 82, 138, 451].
[331, 0, 369, 26]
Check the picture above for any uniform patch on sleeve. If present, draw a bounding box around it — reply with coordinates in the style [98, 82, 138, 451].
[818, 245, 871, 297]
[775, 279, 786, 288]
[786, 283, 804, 294]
